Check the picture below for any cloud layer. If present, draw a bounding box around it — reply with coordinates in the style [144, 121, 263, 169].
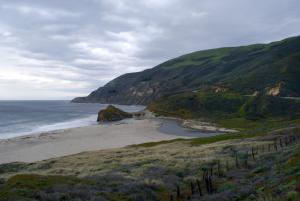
[0, 0, 299, 99]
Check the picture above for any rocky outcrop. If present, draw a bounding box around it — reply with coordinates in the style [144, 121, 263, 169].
[97, 105, 133, 122]
[266, 82, 285, 96]
[252, 91, 260, 96]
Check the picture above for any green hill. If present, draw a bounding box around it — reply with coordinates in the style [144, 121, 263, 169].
[72, 35, 300, 105]
[148, 90, 300, 120]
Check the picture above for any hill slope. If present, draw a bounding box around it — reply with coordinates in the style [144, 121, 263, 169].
[148, 90, 300, 120]
[72, 36, 300, 105]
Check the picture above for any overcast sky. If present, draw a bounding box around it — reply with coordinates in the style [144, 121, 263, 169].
[0, 0, 299, 100]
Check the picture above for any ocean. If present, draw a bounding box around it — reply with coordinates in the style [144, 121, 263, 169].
[0, 101, 144, 139]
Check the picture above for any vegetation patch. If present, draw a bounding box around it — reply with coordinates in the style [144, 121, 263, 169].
[129, 138, 186, 148]
[149, 90, 300, 122]
[0, 174, 93, 200]
[190, 133, 256, 146]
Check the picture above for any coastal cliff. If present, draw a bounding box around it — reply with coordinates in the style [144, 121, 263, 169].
[72, 36, 300, 105]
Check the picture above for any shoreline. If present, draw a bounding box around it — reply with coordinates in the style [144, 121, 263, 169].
[156, 116, 238, 133]
[0, 101, 145, 140]
[0, 115, 98, 140]
[0, 117, 224, 165]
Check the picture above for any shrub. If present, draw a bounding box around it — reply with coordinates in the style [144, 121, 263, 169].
[287, 191, 299, 201]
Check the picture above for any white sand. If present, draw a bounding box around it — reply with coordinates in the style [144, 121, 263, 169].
[0, 118, 193, 164]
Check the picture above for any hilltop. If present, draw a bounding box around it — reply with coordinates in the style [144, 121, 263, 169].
[72, 36, 300, 105]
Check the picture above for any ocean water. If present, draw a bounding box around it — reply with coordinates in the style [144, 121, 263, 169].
[0, 101, 144, 139]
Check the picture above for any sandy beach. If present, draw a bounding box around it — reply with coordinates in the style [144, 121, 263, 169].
[0, 118, 199, 164]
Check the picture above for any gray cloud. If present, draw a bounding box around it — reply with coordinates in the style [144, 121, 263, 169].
[0, 0, 299, 99]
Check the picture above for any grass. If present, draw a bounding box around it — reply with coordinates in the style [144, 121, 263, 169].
[130, 132, 257, 148]
[0, 174, 93, 200]
[217, 117, 300, 132]
[190, 132, 256, 146]
[130, 138, 186, 148]
[0, 128, 299, 200]
[0, 162, 26, 174]
[162, 47, 233, 69]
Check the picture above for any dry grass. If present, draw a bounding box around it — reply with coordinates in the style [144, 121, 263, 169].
[0, 127, 299, 201]
[0, 135, 271, 180]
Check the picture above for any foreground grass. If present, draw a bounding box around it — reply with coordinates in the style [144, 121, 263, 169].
[1, 132, 299, 201]
[0, 174, 93, 200]
[0, 120, 299, 200]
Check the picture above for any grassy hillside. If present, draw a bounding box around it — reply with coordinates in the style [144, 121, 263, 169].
[148, 90, 300, 120]
[72, 35, 300, 105]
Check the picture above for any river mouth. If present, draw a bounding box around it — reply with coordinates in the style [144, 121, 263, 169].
[156, 118, 222, 137]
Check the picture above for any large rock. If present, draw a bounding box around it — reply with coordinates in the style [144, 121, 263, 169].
[97, 105, 133, 122]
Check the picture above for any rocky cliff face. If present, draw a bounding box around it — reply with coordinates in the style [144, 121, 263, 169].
[72, 36, 300, 105]
[265, 82, 285, 96]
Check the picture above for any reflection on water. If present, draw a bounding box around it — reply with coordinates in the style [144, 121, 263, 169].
[157, 119, 221, 137]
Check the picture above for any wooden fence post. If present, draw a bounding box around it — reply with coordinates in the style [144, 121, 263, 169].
[251, 147, 255, 161]
[244, 151, 249, 167]
[204, 176, 209, 193]
[202, 169, 208, 182]
[226, 160, 229, 171]
[208, 175, 213, 194]
[176, 185, 180, 198]
[204, 175, 214, 194]
[196, 180, 202, 196]
[235, 151, 239, 168]
[217, 160, 221, 177]
[191, 181, 195, 195]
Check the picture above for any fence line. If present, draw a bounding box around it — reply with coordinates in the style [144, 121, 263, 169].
[167, 133, 300, 201]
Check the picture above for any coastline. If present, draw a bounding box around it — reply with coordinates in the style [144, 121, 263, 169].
[0, 116, 223, 165]
[0, 114, 99, 140]
[156, 116, 238, 133]
[0, 101, 146, 140]
[0, 109, 231, 165]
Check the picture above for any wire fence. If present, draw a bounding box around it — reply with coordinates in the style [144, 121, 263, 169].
[167, 133, 300, 201]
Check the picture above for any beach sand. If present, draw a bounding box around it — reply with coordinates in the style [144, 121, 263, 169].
[0, 118, 194, 164]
